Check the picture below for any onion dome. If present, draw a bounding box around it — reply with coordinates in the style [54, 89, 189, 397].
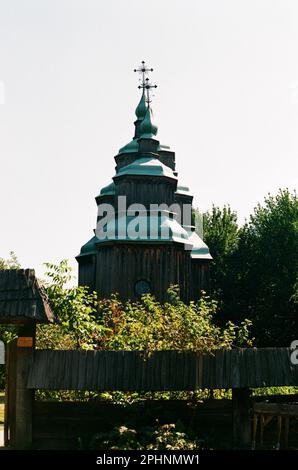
[135, 91, 147, 120]
[139, 107, 158, 139]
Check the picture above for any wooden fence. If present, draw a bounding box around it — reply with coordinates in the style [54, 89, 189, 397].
[27, 348, 298, 391]
[5, 342, 298, 449]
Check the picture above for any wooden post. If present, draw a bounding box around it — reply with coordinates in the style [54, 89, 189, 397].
[6, 323, 36, 449]
[5, 340, 17, 447]
[232, 388, 251, 449]
[4, 323, 36, 449]
[4, 343, 10, 447]
[14, 342, 34, 449]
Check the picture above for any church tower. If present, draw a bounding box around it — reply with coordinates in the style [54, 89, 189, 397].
[76, 62, 212, 302]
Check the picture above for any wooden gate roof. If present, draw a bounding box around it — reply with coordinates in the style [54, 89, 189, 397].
[26, 348, 298, 390]
[0, 269, 55, 324]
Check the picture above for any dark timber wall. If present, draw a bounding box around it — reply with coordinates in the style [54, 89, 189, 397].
[95, 243, 193, 301]
[78, 255, 96, 292]
[115, 176, 177, 208]
[32, 399, 233, 450]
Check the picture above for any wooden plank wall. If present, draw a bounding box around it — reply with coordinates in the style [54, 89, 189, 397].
[27, 348, 298, 391]
[94, 244, 192, 302]
[32, 400, 233, 450]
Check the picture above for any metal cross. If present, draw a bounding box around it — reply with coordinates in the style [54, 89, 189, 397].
[134, 61, 157, 105]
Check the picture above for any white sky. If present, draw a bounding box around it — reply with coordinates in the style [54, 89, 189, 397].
[0, 0, 297, 279]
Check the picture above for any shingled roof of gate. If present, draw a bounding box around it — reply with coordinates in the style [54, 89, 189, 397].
[0, 269, 56, 324]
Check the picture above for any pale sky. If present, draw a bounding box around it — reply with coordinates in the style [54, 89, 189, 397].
[0, 0, 297, 279]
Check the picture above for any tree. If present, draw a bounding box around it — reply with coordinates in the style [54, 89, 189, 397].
[233, 189, 298, 346]
[0, 251, 20, 270]
[201, 190, 297, 346]
[37, 260, 105, 350]
[202, 205, 239, 301]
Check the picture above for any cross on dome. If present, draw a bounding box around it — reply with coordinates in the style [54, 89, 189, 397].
[134, 60, 157, 106]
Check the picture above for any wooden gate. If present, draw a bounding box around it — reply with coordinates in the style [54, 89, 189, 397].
[4, 342, 298, 449]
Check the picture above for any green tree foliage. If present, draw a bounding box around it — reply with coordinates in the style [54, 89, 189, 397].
[89, 422, 200, 450]
[37, 260, 105, 350]
[0, 251, 20, 270]
[35, 263, 251, 403]
[203, 189, 298, 346]
[202, 205, 239, 300]
[233, 189, 298, 346]
[97, 286, 252, 351]
[36, 261, 251, 352]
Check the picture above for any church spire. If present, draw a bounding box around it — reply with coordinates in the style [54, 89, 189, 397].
[135, 91, 147, 120]
[134, 61, 158, 139]
[139, 106, 158, 139]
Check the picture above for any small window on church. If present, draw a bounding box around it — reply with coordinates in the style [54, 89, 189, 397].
[135, 279, 151, 296]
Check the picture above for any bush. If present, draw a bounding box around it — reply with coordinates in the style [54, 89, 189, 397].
[88, 422, 201, 450]
[36, 262, 252, 353]
[96, 286, 252, 352]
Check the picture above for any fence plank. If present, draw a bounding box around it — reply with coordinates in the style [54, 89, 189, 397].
[26, 348, 298, 391]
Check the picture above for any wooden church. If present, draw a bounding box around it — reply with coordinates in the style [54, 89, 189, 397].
[77, 62, 211, 302]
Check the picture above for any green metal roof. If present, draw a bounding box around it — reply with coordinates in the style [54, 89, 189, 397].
[118, 141, 170, 155]
[135, 92, 147, 120]
[78, 220, 212, 260]
[98, 181, 115, 196]
[94, 214, 190, 245]
[79, 236, 97, 256]
[139, 107, 158, 139]
[118, 138, 139, 155]
[176, 185, 191, 196]
[117, 93, 172, 155]
[114, 157, 177, 179]
[188, 231, 212, 260]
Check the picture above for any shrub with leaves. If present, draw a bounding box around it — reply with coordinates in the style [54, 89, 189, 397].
[37, 260, 106, 350]
[97, 286, 252, 352]
[36, 261, 252, 353]
[148, 423, 200, 450]
[88, 422, 200, 450]
[0, 251, 20, 270]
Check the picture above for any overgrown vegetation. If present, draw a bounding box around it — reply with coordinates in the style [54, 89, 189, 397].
[0, 251, 20, 270]
[36, 261, 252, 353]
[40, 261, 104, 350]
[202, 189, 298, 346]
[88, 422, 200, 450]
[35, 261, 252, 403]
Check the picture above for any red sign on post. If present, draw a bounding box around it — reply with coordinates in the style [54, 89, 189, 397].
[17, 337, 33, 348]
